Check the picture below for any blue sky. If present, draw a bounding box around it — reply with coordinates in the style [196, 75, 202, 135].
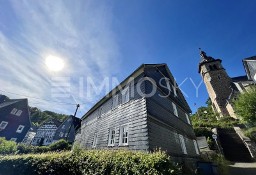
[0, 0, 255, 117]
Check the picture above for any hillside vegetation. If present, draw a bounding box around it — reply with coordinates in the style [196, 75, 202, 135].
[29, 107, 68, 127]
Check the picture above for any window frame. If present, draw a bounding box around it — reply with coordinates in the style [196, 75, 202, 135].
[172, 85, 177, 97]
[122, 87, 130, 104]
[112, 95, 119, 109]
[0, 121, 8, 129]
[185, 113, 191, 125]
[10, 108, 18, 115]
[16, 110, 23, 116]
[119, 125, 129, 146]
[108, 128, 116, 146]
[92, 133, 98, 148]
[193, 140, 200, 155]
[10, 138, 17, 142]
[172, 102, 178, 117]
[16, 125, 25, 133]
[179, 134, 187, 155]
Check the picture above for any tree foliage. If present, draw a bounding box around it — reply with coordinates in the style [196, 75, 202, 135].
[0, 137, 17, 155]
[29, 107, 68, 126]
[234, 88, 256, 124]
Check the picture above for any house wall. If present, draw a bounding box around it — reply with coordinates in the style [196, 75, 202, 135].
[144, 82, 198, 158]
[78, 75, 149, 150]
[0, 100, 31, 142]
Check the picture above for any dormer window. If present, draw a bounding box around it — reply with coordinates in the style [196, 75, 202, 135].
[112, 95, 119, 109]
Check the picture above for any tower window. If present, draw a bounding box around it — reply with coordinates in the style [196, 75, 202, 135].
[218, 75, 221, 80]
[209, 65, 213, 71]
[213, 64, 218, 70]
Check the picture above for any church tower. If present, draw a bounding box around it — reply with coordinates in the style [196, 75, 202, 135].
[198, 50, 234, 117]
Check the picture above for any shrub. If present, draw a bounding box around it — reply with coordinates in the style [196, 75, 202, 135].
[17, 140, 71, 154]
[0, 150, 182, 175]
[0, 137, 17, 155]
[49, 139, 71, 151]
[244, 127, 256, 142]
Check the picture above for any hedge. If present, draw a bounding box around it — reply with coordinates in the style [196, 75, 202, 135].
[0, 149, 181, 175]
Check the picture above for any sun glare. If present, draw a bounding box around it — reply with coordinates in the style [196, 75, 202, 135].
[45, 55, 64, 72]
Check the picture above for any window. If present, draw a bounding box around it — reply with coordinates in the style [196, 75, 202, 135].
[16, 110, 23, 116]
[62, 125, 65, 129]
[213, 64, 218, 70]
[122, 87, 129, 104]
[179, 134, 187, 154]
[164, 78, 172, 92]
[172, 102, 178, 117]
[108, 128, 116, 146]
[193, 140, 200, 155]
[16, 125, 25, 133]
[59, 132, 64, 137]
[92, 133, 97, 148]
[10, 138, 17, 142]
[119, 125, 129, 146]
[10, 108, 17, 114]
[112, 95, 119, 109]
[0, 121, 8, 129]
[172, 85, 177, 97]
[65, 133, 68, 137]
[185, 113, 191, 125]
[218, 75, 221, 80]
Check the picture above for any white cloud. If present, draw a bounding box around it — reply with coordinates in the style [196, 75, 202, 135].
[0, 0, 121, 116]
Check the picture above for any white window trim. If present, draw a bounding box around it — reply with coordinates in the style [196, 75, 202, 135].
[59, 132, 64, 137]
[172, 102, 178, 117]
[122, 87, 130, 104]
[108, 128, 116, 146]
[112, 95, 119, 109]
[185, 113, 191, 125]
[193, 140, 200, 155]
[0, 121, 8, 129]
[10, 138, 17, 142]
[10, 108, 17, 114]
[173, 85, 177, 97]
[16, 125, 25, 133]
[92, 133, 98, 148]
[119, 125, 129, 146]
[179, 134, 187, 155]
[16, 110, 23, 116]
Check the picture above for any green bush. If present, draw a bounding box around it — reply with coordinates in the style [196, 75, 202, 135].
[0, 137, 17, 155]
[244, 127, 256, 142]
[17, 139, 71, 154]
[49, 139, 71, 151]
[0, 149, 181, 175]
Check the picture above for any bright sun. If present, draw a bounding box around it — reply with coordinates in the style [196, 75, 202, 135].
[45, 55, 64, 72]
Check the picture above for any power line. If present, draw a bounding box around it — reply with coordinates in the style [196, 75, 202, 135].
[0, 89, 78, 105]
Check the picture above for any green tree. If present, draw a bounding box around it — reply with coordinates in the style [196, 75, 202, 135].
[0, 137, 17, 155]
[234, 88, 256, 124]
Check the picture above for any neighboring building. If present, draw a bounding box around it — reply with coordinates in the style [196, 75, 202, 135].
[243, 56, 256, 83]
[22, 126, 37, 145]
[76, 64, 200, 162]
[198, 51, 255, 118]
[53, 115, 81, 143]
[0, 95, 31, 142]
[31, 119, 61, 146]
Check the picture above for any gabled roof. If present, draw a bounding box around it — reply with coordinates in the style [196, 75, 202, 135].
[81, 64, 191, 120]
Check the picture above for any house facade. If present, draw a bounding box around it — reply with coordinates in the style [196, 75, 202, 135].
[75, 64, 199, 162]
[53, 115, 81, 143]
[0, 95, 31, 142]
[31, 119, 61, 146]
[198, 51, 255, 118]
